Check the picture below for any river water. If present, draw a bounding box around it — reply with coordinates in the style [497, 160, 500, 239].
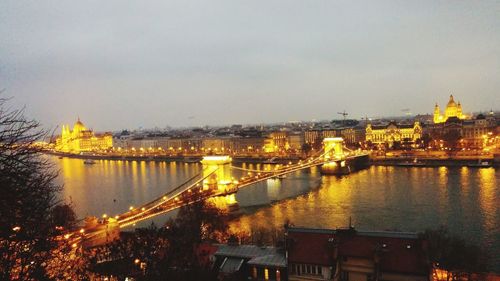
[53, 157, 499, 270]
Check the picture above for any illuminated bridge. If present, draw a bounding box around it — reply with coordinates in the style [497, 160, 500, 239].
[71, 138, 368, 246]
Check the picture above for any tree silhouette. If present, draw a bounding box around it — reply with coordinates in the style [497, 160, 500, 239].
[419, 227, 489, 278]
[0, 98, 78, 279]
[442, 130, 462, 153]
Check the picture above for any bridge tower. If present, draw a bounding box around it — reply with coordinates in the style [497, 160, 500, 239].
[201, 156, 238, 208]
[321, 137, 350, 175]
[323, 137, 345, 160]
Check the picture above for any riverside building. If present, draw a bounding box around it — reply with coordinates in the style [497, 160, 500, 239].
[365, 121, 422, 148]
[55, 118, 113, 153]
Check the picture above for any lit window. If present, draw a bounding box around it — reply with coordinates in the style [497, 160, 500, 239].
[252, 267, 257, 279]
[264, 268, 269, 280]
[276, 269, 281, 281]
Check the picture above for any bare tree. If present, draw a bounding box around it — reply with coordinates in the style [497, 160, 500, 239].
[0, 98, 80, 280]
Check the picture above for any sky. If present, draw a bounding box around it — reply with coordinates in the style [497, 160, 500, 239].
[1, 1, 499, 131]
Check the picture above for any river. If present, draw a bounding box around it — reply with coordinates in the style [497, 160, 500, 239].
[53, 157, 499, 270]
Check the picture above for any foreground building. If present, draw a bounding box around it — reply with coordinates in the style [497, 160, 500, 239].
[286, 227, 430, 281]
[55, 118, 113, 153]
[212, 227, 430, 281]
[214, 244, 286, 281]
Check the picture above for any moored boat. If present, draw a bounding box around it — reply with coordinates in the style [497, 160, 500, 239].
[397, 158, 426, 167]
[467, 160, 492, 168]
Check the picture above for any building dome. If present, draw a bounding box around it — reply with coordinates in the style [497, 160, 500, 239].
[446, 95, 456, 108]
[73, 118, 86, 132]
[434, 94, 465, 124]
[476, 114, 485, 120]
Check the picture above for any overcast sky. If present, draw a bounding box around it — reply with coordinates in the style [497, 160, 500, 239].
[1, 1, 499, 131]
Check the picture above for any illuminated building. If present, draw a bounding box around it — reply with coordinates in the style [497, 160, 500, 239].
[202, 137, 232, 153]
[264, 132, 288, 153]
[55, 118, 112, 153]
[233, 137, 266, 154]
[287, 133, 305, 151]
[365, 121, 422, 148]
[304, 130, 336, 145]
[426, 111, 497, 150]
[433, 95, 466, 123]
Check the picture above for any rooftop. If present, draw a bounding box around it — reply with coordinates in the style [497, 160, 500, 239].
[215, 244, 278, 259]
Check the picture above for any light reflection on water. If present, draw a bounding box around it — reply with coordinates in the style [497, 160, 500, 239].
[53, 157, 499, 269]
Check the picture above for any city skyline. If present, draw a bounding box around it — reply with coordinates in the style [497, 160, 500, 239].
[1, 1, 499, 131]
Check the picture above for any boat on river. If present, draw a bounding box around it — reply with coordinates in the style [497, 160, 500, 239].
[83, 159, 96, 165]
[397, 158, 426, 167]
[467, 160, 492, 168]
[263, 157, 278, 164]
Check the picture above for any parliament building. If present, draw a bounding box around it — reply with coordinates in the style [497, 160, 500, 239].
[55, 118, 113, 153]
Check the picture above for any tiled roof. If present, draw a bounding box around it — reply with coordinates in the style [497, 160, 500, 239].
[372, 125, 388, 130]
[215, 244, 278, 259]
[398, 124, 415, 129]
[248, 254, 286, 267]
[220, 257, 244, 273]
[287, 227, 336, 235]
[356, 230, 418, 239]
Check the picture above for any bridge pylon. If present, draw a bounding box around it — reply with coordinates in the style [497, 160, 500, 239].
[201, 156, 238, 209]
[323, 137, 345, 160]
[321, 137, 350, 175]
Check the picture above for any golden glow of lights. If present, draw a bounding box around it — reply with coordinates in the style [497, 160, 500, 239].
[201, 155, 232, 164]
[225, 194, 237, 205]
[323, 137, 345, 160]
[134, 259, 140, 264]
[129, 206, 134, 211]
[102, 214, 107, 218]
[64, 234, 70, 239]
[72, 243, 77, 248]
[12, 226, 21, 232]
[79, 229, 85, 234]
[433, 95, 466, 124]
[55, 119, 112, 153]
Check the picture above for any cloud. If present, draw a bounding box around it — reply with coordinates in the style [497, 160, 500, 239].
[1, 0, 499, 130]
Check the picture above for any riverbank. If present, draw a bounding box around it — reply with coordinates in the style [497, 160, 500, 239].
[45, 150, 499, 167]
[44, 151, 302, 164]
[371, 156, 498, 167]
